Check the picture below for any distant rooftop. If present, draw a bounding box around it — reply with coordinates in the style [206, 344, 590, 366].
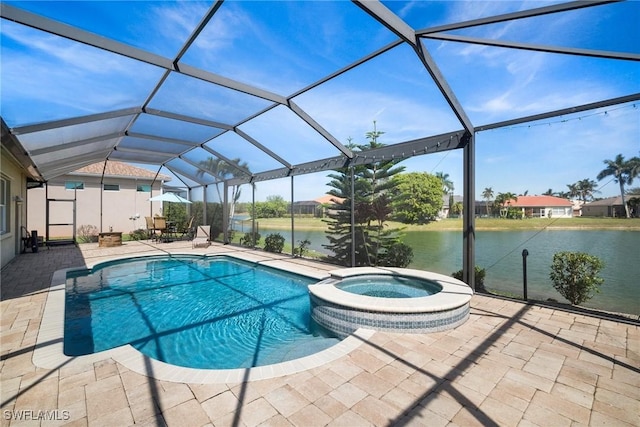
[585, 196, 625, 206]
[70, 161, 171, 182]
[508, 195, 572, 207]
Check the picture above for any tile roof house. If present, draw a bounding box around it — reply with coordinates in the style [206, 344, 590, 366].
[291, 195, 345, 217]
[582, 196, 627, 217]
[506, 195, 573, 218]
[439, 194, 464, 219]
[27, 161, 171, 240]
[314, 195, 345, 205]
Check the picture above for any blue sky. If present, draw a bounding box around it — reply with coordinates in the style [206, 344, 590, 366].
[2, 1, 639, 202]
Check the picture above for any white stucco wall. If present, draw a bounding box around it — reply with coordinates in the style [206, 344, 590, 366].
[27, 175, 163, 239]
[1, 147, 28, 268]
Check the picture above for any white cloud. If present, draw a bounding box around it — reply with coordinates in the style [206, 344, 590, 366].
[294, 85, 461, 146]
[189, 3, 252, 52]
[3, 23, 134, 75]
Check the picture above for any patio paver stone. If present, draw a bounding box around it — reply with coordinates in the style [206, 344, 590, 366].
[1, 241, 638, 426]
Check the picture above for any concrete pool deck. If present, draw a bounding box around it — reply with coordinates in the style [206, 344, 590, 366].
[1, 240, 638, 426]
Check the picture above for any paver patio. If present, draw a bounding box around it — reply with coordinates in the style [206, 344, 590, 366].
[1, 240, 638, 426]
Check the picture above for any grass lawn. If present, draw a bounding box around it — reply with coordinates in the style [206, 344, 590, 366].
[252, 216, 640, 232]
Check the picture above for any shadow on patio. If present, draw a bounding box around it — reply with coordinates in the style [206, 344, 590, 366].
[1, 242, 638, 426]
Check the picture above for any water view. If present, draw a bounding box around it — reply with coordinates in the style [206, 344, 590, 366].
[248, 226, 639, 315]
[404, 230, 639, 316]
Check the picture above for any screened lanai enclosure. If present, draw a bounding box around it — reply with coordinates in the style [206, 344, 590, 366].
[2, 1, 639, 289]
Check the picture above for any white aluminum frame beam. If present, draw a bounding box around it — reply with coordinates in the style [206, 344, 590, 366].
[0, 4, 173, 69]
[125, 132, 202, 147]
[10, 108, 140, 135]
[227, 129, 466, 185]
[353, 0, 416, 45]
[288, 101, 353, 158]
[199, 144, 254, 177]
[144, 108, 233, 131]
[354, 0, 474, 133]
[179, 156, 228, 183]
[234, 128, 292, 168]
[163, 163, 209, 186]
[422, 33, 640, 62]
[477, 93, 640, 131]
[417, 1, 618, 35]
[29, 132, 123, 156]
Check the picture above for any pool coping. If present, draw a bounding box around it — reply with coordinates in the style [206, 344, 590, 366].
[33, 252, 374, 383]
[309, 267, 473, 313]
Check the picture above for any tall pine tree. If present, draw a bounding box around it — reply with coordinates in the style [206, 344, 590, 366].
[323, 126, 410, 267]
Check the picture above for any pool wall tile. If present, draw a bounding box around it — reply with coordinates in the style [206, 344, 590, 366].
[310, 294, 470, 337]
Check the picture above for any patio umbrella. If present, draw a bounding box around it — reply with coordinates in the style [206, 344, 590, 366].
[148, 193, 192, 219]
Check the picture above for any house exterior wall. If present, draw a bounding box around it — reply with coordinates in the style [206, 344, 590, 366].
[1, 146, 28, 268]
[582, 204, 611, 217]
[520, 207, 572, 218]
[291, 202, 320, 216]
[581, 202, 627, 217]
[27, 175, 163, 239]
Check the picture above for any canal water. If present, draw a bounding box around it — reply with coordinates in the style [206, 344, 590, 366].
[240, 224, 639, 315]
[403, 230, 639, 315]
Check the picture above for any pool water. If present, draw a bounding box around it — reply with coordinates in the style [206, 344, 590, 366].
[64, 255, 340, 369]
[335, 275, 443, 298]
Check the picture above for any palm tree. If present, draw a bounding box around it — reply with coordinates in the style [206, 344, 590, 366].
[436, 172, 454, 217]
[577, 178, 598, 202]
[494, 192, 517, 218]
[597, 154, 636, 218]
[481, 187, 494, 216]
[197, 157, 250, 231]
[630, 156, 640, 182]
[566, 183, 579, 200]
[435, 171, 454, 194]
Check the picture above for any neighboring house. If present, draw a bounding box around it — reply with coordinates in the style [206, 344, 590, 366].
[582, 196, 626, 217]
[1, 121, 42, 267]
[27, 161, 170, 240]
[291, 200, 321, 216]
[506, 195, 573, 218]
[313, 194, 345, 218]
[571, 200, 584, 217]
[474, 200, 491, 217]
[439, 195, 464, 219]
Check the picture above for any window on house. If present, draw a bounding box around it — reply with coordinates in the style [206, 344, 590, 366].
[103, 184, 120, 191]
[65, 181, 84, 190]
[0, 177, 8, 235]
[137, 184, 151, 192]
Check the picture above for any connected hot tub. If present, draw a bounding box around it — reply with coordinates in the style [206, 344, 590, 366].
[309, 267, 473, 337]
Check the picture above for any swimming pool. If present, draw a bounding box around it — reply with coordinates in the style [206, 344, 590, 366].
[309, 267, 473, 337]
[64, 255, 340, 369]
[335, 274, 442, 298]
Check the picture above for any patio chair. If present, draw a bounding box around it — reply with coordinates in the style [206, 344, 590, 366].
[179, 216, 195, 240]
[145, 216, 156, 240]
[192, 225, 211, 248]
[20, 226, 31, 253]
[153, 217, 168, 242]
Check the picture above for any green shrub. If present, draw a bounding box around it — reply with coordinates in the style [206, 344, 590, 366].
[128, 228, 147, 241]
[549, 251, 604, 305]
[239, 231, 261, 247]
[77, 225, 98, 243]
[452, 266, 486, 292]
[381, 242, 414, 267]
[264, 233, 285, 253]
[294, 239, 311, 257]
